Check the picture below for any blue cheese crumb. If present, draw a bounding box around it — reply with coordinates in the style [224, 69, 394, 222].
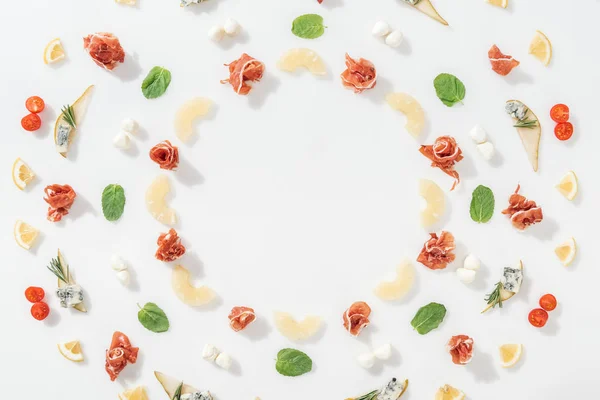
[180, 0, 208, 6]
[180, 392, 212, 400]
[505, 101, 528, 121]
[56, 124, 71, 149]
[377, 378, 405, 400]
[501, 266, 523, 293]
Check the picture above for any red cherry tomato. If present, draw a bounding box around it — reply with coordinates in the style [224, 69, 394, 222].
[25, 287, 45, 303]
[554, 122, 574, 141]
[21, 113, 42, 132]
[528, 308, 549, 328]
[25, 96, 45, 113]
[550, 104, 569, 123]
[31, 302, 50, 321]
[539, 294, 557, 311]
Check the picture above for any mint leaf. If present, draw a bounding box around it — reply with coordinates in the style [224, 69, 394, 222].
[434, 73, 465, 107]
[411, 302, 446, 335]
[137, 302, 170, 333]
[275, 348, 312, 377]
[142, 66, 172, 99]
[291, 14, 326, 39]
[101, 184, 125, 221]
[470, 185, 495, 223]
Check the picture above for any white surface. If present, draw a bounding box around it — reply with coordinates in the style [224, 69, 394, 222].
[1, 0, 599, 399]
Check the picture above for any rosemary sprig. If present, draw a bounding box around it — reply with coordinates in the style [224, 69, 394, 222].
[47, 257, 70, 284]
[513, 119, 538, 129]
[354, 390, 379, 400]
[60, 104, 77, 129]
[484, 281, 504, 310]
[172, 382, 183, 400]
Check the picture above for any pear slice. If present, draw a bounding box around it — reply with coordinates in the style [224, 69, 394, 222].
[154, 371, 198, 398]
[277, 48, 327, 76]
[402, 0, 448, 26]
[171, 265, 216, 306]
[385, 93, 425, 137]
[273, 312, 322, 341]
[54, 85, 94, 158]
[57, 249, 87, 313]
[374, 259, 415, 301]
[174, 97, 213, 143]
[481, 260, 523, 313]
[507, 100, 541, 172]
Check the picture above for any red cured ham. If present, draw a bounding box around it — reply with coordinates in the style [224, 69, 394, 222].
[228, 306, 256, 332]
[342, 301, 372, 336]
[420, 136, 463, 191]
[83, 33, 125, 71]
[340, 53, 377, 93]
[417, 231, 456, 270]
[446, 335, 474, 365]
[488, 45, 519, 76]
[502, 185, 543, 230]
[220, 53, 265, 95]
[105, 331, 138, 381]
[155, 229, 186, 262]
[149, 140, 179, 170]
[44, 184, 76, 222]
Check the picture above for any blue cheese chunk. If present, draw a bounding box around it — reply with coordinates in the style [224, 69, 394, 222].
[402, 0, 421, 4]
[180, 392, 212, 400]
[180, 0, 208, 6]
[501, 265, 523, 293]
[56, 123, 71, 153]
[377, 378, 406, 400]
[505, 101, 528, 121]
[56, 284, 84, 308]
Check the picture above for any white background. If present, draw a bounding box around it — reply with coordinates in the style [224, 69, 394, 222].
[1, 0, 598, 399]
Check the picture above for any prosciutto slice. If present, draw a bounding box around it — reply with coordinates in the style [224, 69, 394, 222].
[228, 306, 256, 332]
[155, 228, 186, 262]
[44, 184, 76, 222]
[488, 45, 519, 76]
[83, 32, 125, 71]
[417, 231, 456, 270]
[342, 301, 371, 336]
[446, 335, 474, 365]
[149, 140, 179, 170]
[419, 136, 463, 190]
[340, 53, 377, 93]
[502, 185, 543, 230]
[105, 331, 138, 381]
[220, 53, 265, 95]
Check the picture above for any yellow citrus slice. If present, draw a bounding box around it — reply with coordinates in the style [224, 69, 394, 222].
[277, 48, 327, 76]
[43, 38, 65, 64]
[274, 312, 322, 341]
[174, 97, 213, 143]
[499, 344, 523, 368]
[556, 170, 578, 200]
[554, 237, 576, 266]
[14, 220, 39, 250]
[146, 175, 177, 225]
[116, 0, 137, 5]
[172, 265, 216, 306]
[12, 158, 35, 190]
[119, 386, 149, 400]
[419, 179, 445, 227]
[386, 93, 425, 137]
[487, 0, 508, 8]
[54, 85, 94, 158]
[57, 340, 84, 362]
[374, 259, 415, 301]
[529, 30, 552, 66]
[435, 384, 465, 400]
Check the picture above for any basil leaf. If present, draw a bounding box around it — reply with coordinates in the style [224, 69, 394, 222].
[142, 66, 172, 99]
[137, 302, 170, 333]
[470, 185, 495, 223]
[101, 184, 126, 221]
[275, 348, 312, 377]
[433, 73, 465, 107]
[411, 302, 446, 335]
[291, 14, 326, 39]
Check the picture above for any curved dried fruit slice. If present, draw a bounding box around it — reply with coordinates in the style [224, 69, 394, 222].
[172, 265, 216, 306]
[154, 371, 198, 398]
[374, 260, 415, 301]
[53, 85, 94, 158]
[12, 158, 35, 190]
[273, 312, 322, 341]
[403, 0, 448, 26]
[435, 384, 465, 400]
[145, 175, 177, 225]
[14, 220, 39, 250]
[385, 93, 425, 137]
[277, 48, 326, 76]
[419, 179, 445, 227]
[174, 97, 213, 142]
[506, 100, 541, 172]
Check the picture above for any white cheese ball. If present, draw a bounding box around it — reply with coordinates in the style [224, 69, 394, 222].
[372, 21, 391, 37]
[457, 268, 477, 284]
[223, 18, 240, 35]
[476, 142, 495, 161]
[113, 132, 131, 149]
[463, 254, 481, 271]
[373, 343, 392, 360]
[202, 344, 220, 361]
[121, 118, 138, 135]
[116, 270, 131, 286]
[208, 25, 225, 42]
[385, 30, 403, 48]
[215, 352, 233, 370]
[110, 254, 128, 271]
[469, 124, 487, 144]
[357, 352, 376, 369]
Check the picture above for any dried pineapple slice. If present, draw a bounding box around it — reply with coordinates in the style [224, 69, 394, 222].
[273, 312, 322, 341]
[386, 93, 425, 137]
[145, 175, 177, 225]
[374, 259, 415, 301]
[277, 48, 327, 76]
[419, 179, 445, 227]
[174, 97, 212, 143]
[172, 265, 216, 306]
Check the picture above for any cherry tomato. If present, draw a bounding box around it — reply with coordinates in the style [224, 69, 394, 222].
[25, 286, 45, 303]
[21, 113, 42, 132]
[554, 122, 574, 141]
[539, 294, 557, 311]
[25, 96, 45, 113]
[550, 104, 569, 123]
[31, 302, 50, 321]
[528, 308, 549, 328]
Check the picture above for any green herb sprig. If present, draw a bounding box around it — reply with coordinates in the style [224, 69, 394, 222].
[47, 257, 69, 284]
[513, 119, 538, 129]
[60, 105, 77, 129]
[172, 382, 183, 400]
[354, 390, 380, 400]
[484, 282, 504, 311]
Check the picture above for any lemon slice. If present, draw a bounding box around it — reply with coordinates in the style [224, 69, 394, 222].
[172, 265, 216, 306]
[116, 0, 137, 5]
[57, 340, 84, 362]
[499, 344, 523, 368]
[277, 48, 327, 76]
[119, 386, 148, 400]
[419, 179, 445, 227]
[487, 0, 508, 8]
[12, 158, 35, 190]
[556, 170, 578, 200]
[555, 237, 576, 266]
[174, 97, 213, 142]
[274, 312, 322, 341]
[529, 30, 552, 66]
[146, 175, 177, 225]
[43, 38, 65, 65]
[386, 93, 425, 137]
[14, 220, 39, 250]
[374, 259, 415, 301]
[435, 384, 465, 400]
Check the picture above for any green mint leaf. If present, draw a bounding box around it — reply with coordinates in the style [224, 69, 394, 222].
[101, 184, 126, 221]
[411, 302, 446, 335]
[470, 185, 495, 223]
[291, 14, 326, 39]
[142, 66, 172, 99]
[137, 302, 170, 333]
[433, 73, 466, 107]
[275, 348, 312, 377]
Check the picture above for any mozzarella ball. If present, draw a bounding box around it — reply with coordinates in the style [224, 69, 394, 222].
[121, 118, 138, 135]
[469, 124, 487, 144]
[385, 30, 403, 48]
[373, 343, 392, 360]
[202, 344, 220, 361]
[223, 18, 241, 35]
[457, 268, 477, 284]
[215, 352, 233, 370]
[357, 352, 376, 369]
[463, 254, 481, 271]
[372, 21, 391, 37]
[110, 254, 128, 271]
[113, 132, 131, 149]
[477, 142, 495, 161]
[116, 270, 131, 286]
[208, 25, 225, 42]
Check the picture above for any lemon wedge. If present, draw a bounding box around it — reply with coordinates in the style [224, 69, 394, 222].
[374, 259, 415, 301]
[146, 175, 177, 225]
[14, 220, 39, 250]
[277, 48, 327, 76]
[499, 344, 523, 368]
[119, 386, 148, 400]
[43, 38, 65, 64]
[435, 384, 465, 400]
[172, 265, 216, 306]
[12, 158, 35, 190]
[555, 237, 576, 266]
[58, 340, 84, 362]
[274, 312, 322, 341]
[487, 0, 508, 8]
[386, 93, 425, 137]
[556, 170, 578, 200]
[529, 30, 552, 66]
